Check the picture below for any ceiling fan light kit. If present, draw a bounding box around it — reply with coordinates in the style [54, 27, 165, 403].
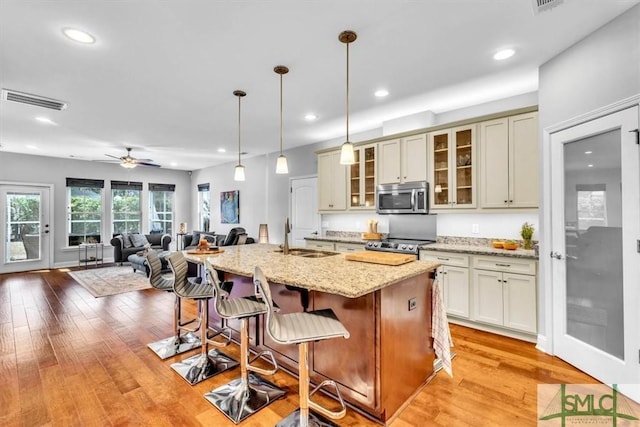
[339, 30, 357, 166]
[274, 65, 289, 174]
[234, 90, 247, 181]
[105, 147, 160, 168]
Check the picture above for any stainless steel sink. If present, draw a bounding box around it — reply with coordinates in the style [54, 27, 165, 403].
[273, 248, 339, 258]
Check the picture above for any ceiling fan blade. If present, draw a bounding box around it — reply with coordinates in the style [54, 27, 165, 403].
[105, 154, 122, 160]
[135, 161, 161, 167]
[134, 158, 155, 162]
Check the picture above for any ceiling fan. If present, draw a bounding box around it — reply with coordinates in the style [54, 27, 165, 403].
[104, 147, 160, 168]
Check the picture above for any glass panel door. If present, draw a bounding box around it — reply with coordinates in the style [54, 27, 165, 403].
[5, 191, 42, 262]
[564, 129, 623, 358]
[432, 132, 450, 206]
[0, 184, 50, 273]
[455, 128, 473, 205]
[363, 146, 376, 207]
[350, 149, 361, 208]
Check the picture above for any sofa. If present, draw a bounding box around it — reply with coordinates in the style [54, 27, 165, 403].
[182, 227, 255, 250]
[110, 233, 172, 264]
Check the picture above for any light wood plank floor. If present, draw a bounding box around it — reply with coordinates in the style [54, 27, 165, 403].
[1, 267, 598, 426]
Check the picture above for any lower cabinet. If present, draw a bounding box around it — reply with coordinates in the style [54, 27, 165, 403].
[421, 250, 538, 339]
[306, 240, 363, 253]
[420, 251, 470, 318]
[472, 256, 537, 334]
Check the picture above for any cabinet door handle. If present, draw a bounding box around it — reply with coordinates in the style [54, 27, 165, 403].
[437, 257, 450, 261]
[495, 263, 511, 267]
[504, 200, 508, 204]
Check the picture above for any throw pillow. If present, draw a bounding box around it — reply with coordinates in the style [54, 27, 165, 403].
[191, 231, 201, 245]
[200, 232, 217, 245]
[130, 233, 150, 248]
[121, 233, 133, 248]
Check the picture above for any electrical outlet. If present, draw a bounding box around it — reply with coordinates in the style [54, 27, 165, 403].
[408, 297, 417, 311]
[472, 223, 480, 234]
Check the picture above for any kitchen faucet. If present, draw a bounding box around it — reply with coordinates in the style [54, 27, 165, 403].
[283, 217, 291, 255]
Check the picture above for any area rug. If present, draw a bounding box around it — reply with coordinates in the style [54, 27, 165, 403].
[68, 266, 151, 298]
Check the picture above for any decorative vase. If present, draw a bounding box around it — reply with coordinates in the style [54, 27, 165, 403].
[523, 239, 533, 250]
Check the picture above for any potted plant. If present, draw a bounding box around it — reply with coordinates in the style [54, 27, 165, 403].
[521, 222, 534, 250]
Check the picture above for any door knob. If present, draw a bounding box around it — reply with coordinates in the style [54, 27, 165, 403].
[550, 251, 563, 259]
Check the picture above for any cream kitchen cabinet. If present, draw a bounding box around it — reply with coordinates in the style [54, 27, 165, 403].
[305, 240, 363, 253]
[305, 240, 336, 251]
[471, 256, 537, 334]
[377, 134, 427, 185]
[429, 125, 477, 209]
[349, 143, 377, 209]
[479, 112, 539, 208]
[420, 250, 470, 318]
[318, 150, 347, 211]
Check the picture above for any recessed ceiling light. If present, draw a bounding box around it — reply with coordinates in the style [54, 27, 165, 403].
[62, 27, 96, 44]
[170, 162, 177, 167]
[304, 113, 318, 121]
[584, 150, 593, 154]
[588, 164, 594, 168]
[493, 49, 515, 61]
[26, 144, 38, 150]
[217, 148, 226, 153]
[35, 116, 56, 125]
[374, 89, 389, 98]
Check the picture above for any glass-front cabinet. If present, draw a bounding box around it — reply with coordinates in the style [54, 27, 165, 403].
[349, 143, 377, 209]
[429, 125, 476, 209]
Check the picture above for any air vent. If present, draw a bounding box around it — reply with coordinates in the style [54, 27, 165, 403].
[532, 0, 564, 14]
[1, 89, 67, 111]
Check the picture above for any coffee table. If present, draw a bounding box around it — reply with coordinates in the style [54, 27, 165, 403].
[128, 250, 170, 277]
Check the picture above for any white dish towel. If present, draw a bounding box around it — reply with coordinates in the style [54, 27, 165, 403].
[431, 276, 454, 377]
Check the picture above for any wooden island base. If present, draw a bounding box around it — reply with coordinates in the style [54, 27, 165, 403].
[210, 270, 435, 424]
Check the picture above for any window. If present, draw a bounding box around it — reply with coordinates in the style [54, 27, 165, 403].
[66, 178, 104, 246]
[198, 183, 210, 231]
[112, 180, 142, 234]
[576, 184, 607, 230]
[149, 183, 175, 234]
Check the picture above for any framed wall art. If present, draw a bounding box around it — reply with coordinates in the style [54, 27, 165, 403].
[220, 190, 239, 224]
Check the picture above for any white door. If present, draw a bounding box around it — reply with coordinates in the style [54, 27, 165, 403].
[0, 184, 51, 273]
[550, 106, 640, 401]
[290, 176, 319, 247]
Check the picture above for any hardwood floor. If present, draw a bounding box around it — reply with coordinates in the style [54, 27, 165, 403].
[1, 267, 598, 426]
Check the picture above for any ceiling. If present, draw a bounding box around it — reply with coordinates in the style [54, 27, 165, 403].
[0, 1, 637, 171]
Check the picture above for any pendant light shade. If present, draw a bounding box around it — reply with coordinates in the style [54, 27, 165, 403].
[233, 90, 246, 181]
[274, 65, 289, 174]
[339, 30, 357, 165]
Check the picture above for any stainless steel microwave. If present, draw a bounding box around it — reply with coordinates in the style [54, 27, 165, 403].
[376, 181, 429, 214]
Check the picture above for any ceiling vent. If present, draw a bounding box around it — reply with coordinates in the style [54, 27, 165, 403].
[1, 89, 68, 111]
[532, 0, 564, 14]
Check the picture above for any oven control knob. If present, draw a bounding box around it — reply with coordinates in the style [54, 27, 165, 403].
[401, 244, 407, 250]
[367, 242, 373, 247]
[408, 245, 414, 251]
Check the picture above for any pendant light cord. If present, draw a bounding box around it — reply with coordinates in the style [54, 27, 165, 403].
[280, 72, 284, 155]
[346, 41, 350, 142]
[238, 95, 242, 165]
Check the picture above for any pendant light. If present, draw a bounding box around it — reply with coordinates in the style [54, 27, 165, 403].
[233, 90, 246, 181]
[339, 30, 357, 165]
[274, 65, 289, 174]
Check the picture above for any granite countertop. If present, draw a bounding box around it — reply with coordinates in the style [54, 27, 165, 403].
[419, 243, 538, 260]
[189, 243, 439, 299]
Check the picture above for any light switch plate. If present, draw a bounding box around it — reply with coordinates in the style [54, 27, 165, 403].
[472, 224, 479, 234]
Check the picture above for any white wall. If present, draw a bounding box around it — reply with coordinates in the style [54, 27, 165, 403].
[538, 4, 640, 347]
[0, 151, 191, 266]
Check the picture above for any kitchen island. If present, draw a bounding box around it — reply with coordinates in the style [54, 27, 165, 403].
[193, 243, 440, 424]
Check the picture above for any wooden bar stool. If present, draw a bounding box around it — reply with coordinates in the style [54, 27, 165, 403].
[253, 266, 350, 427]
[203, 261, 285, 423]
[167, 251, 239, 385]
[145, 250, 201, 359]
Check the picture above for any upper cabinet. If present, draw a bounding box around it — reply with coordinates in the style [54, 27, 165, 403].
[349, 143, 377, 209]
[378, 134, 427, 185]
[479, 112, 539, 208]
[318, 150, 347, 211]
[429, 125, 477, 209]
